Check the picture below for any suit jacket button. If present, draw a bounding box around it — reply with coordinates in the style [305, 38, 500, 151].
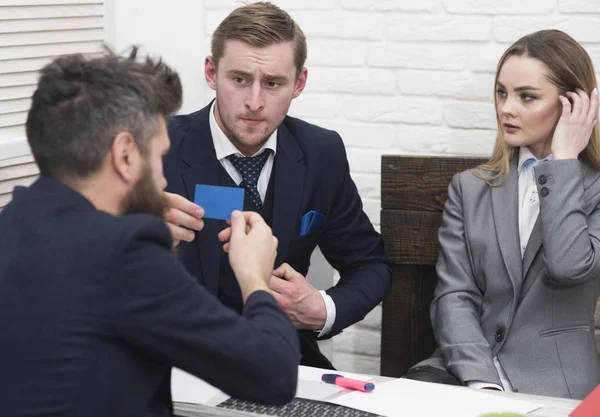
[538, 175, 547, 185]
[495, 329, 504, 343]
[540, 187, 550, 197]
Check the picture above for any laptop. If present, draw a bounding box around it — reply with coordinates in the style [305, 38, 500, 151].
[172, 368, 382, 417]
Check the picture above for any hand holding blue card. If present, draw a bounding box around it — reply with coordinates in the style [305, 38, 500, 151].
[194, 184, 244, 220]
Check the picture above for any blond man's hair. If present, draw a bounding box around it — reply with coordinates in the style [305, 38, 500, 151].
[211, 2, 307, 77]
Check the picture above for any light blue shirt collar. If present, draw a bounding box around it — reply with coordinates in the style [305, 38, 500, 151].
[517, 146, 553, 174]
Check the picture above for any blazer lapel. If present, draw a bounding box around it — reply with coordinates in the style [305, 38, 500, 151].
[522, 216, 542, 279]
[272, 123, 306, 266]
[179, 105, 222, 295]
[491, 154, 523, 290]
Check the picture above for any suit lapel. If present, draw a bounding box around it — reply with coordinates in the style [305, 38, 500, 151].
[272, 123, 305, 266]
[522, 216, 542, 280]
[491, 154, 523, 290]
[179, 104, 222, 295]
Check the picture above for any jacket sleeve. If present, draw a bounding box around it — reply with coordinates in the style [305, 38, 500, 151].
[535, 159, 600, 285]
[430, 173, 502, 385]
[112, 219, 300, 405]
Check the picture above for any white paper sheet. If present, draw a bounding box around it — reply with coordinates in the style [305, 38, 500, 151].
[171, 368, 224, 405]
[296, 379, 343, 401]
[330, 377, 542, 417]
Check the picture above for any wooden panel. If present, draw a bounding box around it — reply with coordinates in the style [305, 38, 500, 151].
[0, 2, 105, 145]
[0, 16, 103, 33]
[0, 124, 26, 138]
[0, 155, 35, 168]
[0, 71, 38, 87]
[381, 155, 487, 211]
[0, 57, 54, 74]
[0, 53, 103, 75]
[0, 179, 35, 202]
[0, 191, 11, 208]
[0, 4, 103, 20]
[0, 28, 103, 47]
[380, 265, 438, 377]
[0, 84, 36, 101]
[381, 209, 442, 265]
[0, 0, 99, 5]
[0, 98, 30, 114]
[0, 157, 38, 208]
[380, 155, 483, 378]
[0, 159, 38, 180]
[0, 40, 103, 60]
[0, 173, 36, 194]
[0, 155, 35, 207]
[0, 111, 27, 128]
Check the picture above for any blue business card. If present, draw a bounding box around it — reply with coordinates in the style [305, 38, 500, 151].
[194, 184, 244, 220]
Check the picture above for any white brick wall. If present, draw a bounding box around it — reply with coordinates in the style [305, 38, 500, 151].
[203, 0, 600, 375]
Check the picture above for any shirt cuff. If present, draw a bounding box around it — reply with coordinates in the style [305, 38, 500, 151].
[467, 381, 504, 391]
[314, 290, 336, 337]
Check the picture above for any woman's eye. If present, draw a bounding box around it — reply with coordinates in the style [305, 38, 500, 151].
[521, 93, 535, 101]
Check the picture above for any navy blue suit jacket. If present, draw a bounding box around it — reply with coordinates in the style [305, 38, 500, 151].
[0, 177, 299, 417]
[164, 103, 392, 340]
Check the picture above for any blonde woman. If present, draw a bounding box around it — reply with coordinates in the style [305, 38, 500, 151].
[405, 30, 600, 400]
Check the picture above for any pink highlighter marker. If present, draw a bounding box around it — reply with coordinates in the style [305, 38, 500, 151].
[321, 373, 375, 392]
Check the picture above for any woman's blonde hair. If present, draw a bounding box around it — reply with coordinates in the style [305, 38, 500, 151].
[475, 29, 600, 185]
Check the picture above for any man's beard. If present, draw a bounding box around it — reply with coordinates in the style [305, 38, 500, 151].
[121, 163, 166, 219]
[216, 101, 273, 151]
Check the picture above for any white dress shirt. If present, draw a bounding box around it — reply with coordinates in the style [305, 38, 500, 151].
[209, 102, 336, 336]
[468, 146, 552, 392]
[517, 146, 552, 257]
[209, 101, 277, 200]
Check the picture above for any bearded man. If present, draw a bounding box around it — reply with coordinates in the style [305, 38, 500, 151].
[0, 49, 299, 417]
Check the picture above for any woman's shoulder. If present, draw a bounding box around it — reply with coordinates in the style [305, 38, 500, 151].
[452, 166, 499, 190]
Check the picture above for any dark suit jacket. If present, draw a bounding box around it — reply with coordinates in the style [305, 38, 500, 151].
[0, 177, 299, 417]
[164, 103, 392, 350]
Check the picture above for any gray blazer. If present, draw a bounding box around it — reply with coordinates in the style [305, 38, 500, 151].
[414, 156, 600, 400]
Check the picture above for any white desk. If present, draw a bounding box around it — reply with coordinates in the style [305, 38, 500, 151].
[171, 367, 582, 417]
[331, 374, 581, 417]
[484, 389, 579, 417]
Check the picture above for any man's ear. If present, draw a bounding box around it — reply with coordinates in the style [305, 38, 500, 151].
[292, 66, 308, 99]
[110, 132, 141, 183]
[205, 56, 218, 91]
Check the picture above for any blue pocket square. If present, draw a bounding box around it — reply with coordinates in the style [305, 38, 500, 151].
[299, 210, 325, 236]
